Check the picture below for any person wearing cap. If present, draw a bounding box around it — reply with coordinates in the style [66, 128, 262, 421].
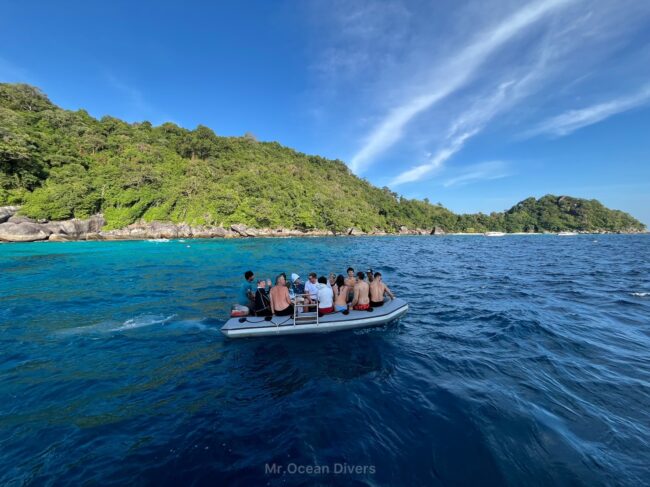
[290, 273, 305, 296]
[366, 268, 375, 283]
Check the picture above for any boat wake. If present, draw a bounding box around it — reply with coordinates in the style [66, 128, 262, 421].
[57, 314, 177, 336]
[111, 314, 176, 331]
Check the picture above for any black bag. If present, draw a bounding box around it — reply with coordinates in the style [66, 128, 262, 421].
[253, 288, 272, 316]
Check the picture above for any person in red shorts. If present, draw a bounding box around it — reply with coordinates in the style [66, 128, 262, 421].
[351, 271, 370, 310]
[317, 276, 334, 314]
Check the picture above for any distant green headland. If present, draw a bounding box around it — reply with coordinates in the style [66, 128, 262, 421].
[0, 83, 646, 239]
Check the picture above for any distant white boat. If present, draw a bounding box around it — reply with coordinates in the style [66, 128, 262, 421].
[484, 232, 506, 237]
[557, 232, 578, 236]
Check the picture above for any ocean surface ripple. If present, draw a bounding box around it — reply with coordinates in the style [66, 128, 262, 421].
[1, 235, 649, 486]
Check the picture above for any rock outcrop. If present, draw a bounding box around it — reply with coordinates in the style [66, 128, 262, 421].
[0, 206, 20, 223]
[0, 213, 105, 242]
[7, 215, 35, 224]
[45, 215, 106, 238]
[0, 221, 51, 242]
[432, 226, 446, 235]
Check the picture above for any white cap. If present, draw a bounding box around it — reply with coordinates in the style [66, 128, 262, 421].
[291, 273, 300, 283]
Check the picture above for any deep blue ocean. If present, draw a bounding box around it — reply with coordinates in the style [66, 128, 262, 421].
[1, 235, 649, 486]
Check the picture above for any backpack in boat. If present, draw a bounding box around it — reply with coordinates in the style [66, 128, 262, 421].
[253, 288, 272, 316]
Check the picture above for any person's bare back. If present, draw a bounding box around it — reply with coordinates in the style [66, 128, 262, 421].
[353, 281, 369, 305]
[335, 285, 350, 307]
[369, 272, 394, 305]
[369, 280, 386, 302]
[352, 272, 370, 309]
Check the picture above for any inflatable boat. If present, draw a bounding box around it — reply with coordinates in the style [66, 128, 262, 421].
[221, 297, 408, 338]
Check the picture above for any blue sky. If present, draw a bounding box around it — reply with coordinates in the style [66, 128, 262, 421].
[1, 0, 649, 223]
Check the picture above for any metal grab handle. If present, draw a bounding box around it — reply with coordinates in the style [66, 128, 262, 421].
[293, 293, 319, 326]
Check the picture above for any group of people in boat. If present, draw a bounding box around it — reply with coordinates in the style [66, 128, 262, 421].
[238, 267, 395, 317]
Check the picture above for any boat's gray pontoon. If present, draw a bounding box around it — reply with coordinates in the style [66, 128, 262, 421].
[221, 297, 408, 338]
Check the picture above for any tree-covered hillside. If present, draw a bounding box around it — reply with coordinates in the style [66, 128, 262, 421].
[0, 83, 645, 233]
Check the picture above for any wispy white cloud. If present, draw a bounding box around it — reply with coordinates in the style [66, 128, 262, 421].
[349, 0, 579, 174]
[389, 129, 477, 185]
[528, 84, 650, 136]
[443, 161, 511, 187]
[389, 73, 536, 185]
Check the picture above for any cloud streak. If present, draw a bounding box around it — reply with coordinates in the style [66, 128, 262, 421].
[529, 84, 650, 136]
[389, 74, 535, 185]
[350, 0, 579, 174]
[443, 161, 511, 187]
[389, 129, 476, 185]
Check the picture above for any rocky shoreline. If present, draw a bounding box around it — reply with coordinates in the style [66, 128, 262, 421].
[0, 206, 645, 243]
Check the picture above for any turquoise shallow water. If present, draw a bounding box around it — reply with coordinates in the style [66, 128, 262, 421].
[1, 235, 650, 485]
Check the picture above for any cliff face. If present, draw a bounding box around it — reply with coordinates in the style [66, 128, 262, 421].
[0, 83, 646, 235]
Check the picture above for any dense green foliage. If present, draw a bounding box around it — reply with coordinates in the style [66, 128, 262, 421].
[0, 83, 645, 233]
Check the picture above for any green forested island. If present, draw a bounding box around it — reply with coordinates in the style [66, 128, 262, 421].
[0, 83, 645, 235]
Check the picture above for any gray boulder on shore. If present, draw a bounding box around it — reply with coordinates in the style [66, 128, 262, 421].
[0, 211, 106, 242]
[46, 215, 106, 238]
[0, 206, 20, 224]
[0, 221, 51, 242]
[232, 224, 267, 237]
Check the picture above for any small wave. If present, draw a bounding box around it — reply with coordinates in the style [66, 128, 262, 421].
[109, 314, 176, 331]
[147, 238, 170, 243]
[630, 292, 650, 297]
[58, 314, 176, 335]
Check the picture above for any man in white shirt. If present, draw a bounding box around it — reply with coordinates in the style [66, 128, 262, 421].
[304, 272, 319, 304]
[317, 276, 334, 314]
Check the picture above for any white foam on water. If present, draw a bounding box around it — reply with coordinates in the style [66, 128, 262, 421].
[58, 314, 176, 335]
[147, 238, 170, 243]
[630, 292, 650, 297]
[109, 314, 176, 331]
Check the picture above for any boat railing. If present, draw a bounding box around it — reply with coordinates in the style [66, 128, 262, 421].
[292, 293, 319, 327]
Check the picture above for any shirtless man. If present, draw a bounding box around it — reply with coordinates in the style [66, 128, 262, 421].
[369, 272, 395, 307]
[351, 271, 370, 310]
[344, 267, 356, 288]
[270, 274, 294, 316]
